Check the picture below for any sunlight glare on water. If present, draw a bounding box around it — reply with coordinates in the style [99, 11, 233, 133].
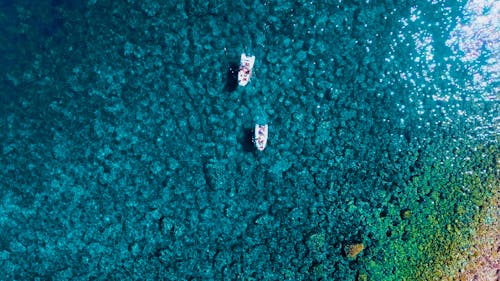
[400, 0, 499, 141]
[447, 0, 499, 100]
[447, 0, 499, 140]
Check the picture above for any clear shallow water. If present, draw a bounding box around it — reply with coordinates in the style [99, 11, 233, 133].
[0, 0, 498, 280]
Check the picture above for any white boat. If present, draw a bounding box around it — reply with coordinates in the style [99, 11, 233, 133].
[238, 53, 255, 86]
[254, 124, 268, 151]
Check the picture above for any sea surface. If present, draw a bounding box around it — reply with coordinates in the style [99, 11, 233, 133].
[0, 0, 498, 280]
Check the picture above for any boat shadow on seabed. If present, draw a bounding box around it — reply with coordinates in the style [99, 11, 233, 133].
[224, 61, 240, 92]
[238, 127, 256, 153]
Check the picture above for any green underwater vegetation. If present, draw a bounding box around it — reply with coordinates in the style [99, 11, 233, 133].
[361, 139, 498, 280]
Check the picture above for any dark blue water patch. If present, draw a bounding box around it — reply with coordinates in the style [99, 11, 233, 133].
[224, 61, 240, 92]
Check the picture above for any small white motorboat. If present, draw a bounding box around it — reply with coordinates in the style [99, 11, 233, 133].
[254, 124, 268, 151]
[238, 53, 255, 86]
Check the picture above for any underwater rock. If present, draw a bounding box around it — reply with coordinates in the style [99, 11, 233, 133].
[400, 209, 411, 220]
[346, 243, 365, 259]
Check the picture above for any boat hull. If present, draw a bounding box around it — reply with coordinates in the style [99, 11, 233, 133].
[254, 124, 268, 151]
[238, 54, 255, 86]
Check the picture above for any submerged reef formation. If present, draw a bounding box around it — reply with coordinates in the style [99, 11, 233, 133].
[457, 189, 500, 281]
[0, 1, 498, 280]
[361, 141, 499, 280]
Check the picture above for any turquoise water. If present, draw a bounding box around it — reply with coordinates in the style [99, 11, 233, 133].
[0, 0, 498, 280]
